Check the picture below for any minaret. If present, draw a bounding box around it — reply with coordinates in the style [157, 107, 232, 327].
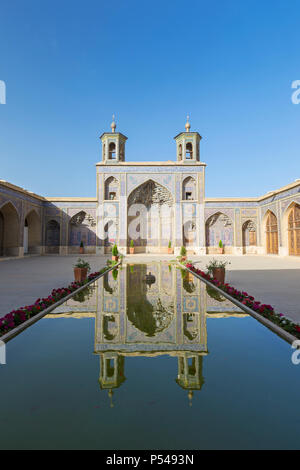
[174, 116, 202, 162]
[100, 115, 128, 163]
[176, 354, 205, 406]
[98, 353, 126, 407]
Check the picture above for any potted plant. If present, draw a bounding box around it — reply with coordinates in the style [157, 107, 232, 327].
[73, 258, 91, 282]
[206, 258, 230, 284]
[112, 244, 119, 262]
[79, 241, 84, 254]
[218, 240, 224, 254]
[129, 239, 134, 255]
[168, 241, 173, 254]
[180, 246, 187, 262]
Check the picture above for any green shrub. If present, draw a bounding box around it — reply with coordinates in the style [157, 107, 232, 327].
[112, 244, 119, 256]
[112, 269, 118, 280]
[130, 239, 134, 248]
[80, 241, 84, 248]
[168, 241, 172, 249]
[219, 240, 223, 248]
[180, 246, 187, 256]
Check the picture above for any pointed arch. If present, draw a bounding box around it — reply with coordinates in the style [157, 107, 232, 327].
[127, 179, 173, 253]
[182, 176, 196, 200]
[264, 210, 278, 254]
[286, 202, 300, 255]
[45, 219, 60, 254]
[105, 176, 119, 200]
[0, 201, 20, 256]
[69, 210, 96, 252]
[127, 177, 174, 202]
[205, 211, 233, 253]
[24, 209, 42, 254]
[242, 220, 257, 254]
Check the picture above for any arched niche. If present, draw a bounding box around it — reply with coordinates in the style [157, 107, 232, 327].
[242, 220, 257, 254]
[205, 212, 233, 253]
[127, 179, 173, 253]
[24, 209, 42, 254]
[45, 219, 60, 254]
[287, 203, 300, 256]
[0, 202, 20, 256]
[69, 211, 96, 253]
[182, 176, 196, 201]
[265, 210, 278, 254]
[105, 176, 119, 201]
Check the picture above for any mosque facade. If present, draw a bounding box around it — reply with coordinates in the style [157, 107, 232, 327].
[1, 118, 300, 258]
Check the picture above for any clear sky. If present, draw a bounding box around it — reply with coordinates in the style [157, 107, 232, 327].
[0, 0, 299, 198]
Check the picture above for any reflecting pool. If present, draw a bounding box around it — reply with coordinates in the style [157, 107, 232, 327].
[1, 263, 300, 450]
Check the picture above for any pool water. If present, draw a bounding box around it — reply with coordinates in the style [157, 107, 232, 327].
[0, 263, 300, 450]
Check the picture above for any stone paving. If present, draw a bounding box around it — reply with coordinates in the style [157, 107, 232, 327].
[1, 254, 300, 323]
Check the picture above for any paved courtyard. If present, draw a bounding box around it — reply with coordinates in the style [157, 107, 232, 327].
[1, 254, 300, 323]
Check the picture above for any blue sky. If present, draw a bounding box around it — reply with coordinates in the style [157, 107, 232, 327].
[0, 0, 299, 198]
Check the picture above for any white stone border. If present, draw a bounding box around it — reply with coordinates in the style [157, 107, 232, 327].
[179, 263, 297, 345]
[1, 262, 121, 343]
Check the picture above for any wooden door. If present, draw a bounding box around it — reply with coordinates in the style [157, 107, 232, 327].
[288, 205, 300, 256]
[266, 212, 278, 254]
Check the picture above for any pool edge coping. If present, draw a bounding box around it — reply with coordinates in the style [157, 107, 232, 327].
[1, 261, 121, 344]
[179, 262, 297, 345]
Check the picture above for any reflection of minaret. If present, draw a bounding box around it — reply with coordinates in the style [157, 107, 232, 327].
[176, 353, 205, 406]
[99, 353, 126, 407]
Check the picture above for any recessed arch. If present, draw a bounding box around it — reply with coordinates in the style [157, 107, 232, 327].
[108, 142, 116, 160]
[286, 202, 300, 255]
[205, 212, 233, 253]
[0, 201, 20, 256]
[105, 176, 119, 200]
[127, 179, 173, 253]
[182, 176, 196, 201]
[185, 142, 193, 159]
[45, 219, 60, 254]
[264, 210, 278, 254]
[69, 210, 96, 253]
[242, 220, 257, 254]
[24, 209, 42, 254]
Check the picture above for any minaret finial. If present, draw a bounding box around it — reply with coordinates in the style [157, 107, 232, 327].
[185, 115, 191, 132]
[111, 114, 116, 133]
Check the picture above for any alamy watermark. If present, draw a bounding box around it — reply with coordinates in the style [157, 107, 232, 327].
[291, 80, 300, 104]
[103, 203, 197, 244]
[291, 340, 300, 365]
[0, 80, 6, 104]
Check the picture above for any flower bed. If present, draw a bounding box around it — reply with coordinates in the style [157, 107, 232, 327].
[0, 268, 109, 338]
[186, 263, 300, 339]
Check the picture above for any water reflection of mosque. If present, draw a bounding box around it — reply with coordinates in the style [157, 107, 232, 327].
[96, 263, 245, 407]
[49, 263, 246, 406]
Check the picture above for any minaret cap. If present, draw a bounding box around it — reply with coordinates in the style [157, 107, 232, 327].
[185, 115, 191, 132]
[111, 114, 116, 133]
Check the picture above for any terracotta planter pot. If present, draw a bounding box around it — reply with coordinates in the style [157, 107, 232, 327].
[112, 255, 119, 261]
[74, 267, 88, 282]
[129, 247, 134, 254]
[168, 248, 173, 254]
[79, 247, 84, 254]
[212, 267, 225, 284]
[181, 256, 187, 262]
[218, 247, 224, 254]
